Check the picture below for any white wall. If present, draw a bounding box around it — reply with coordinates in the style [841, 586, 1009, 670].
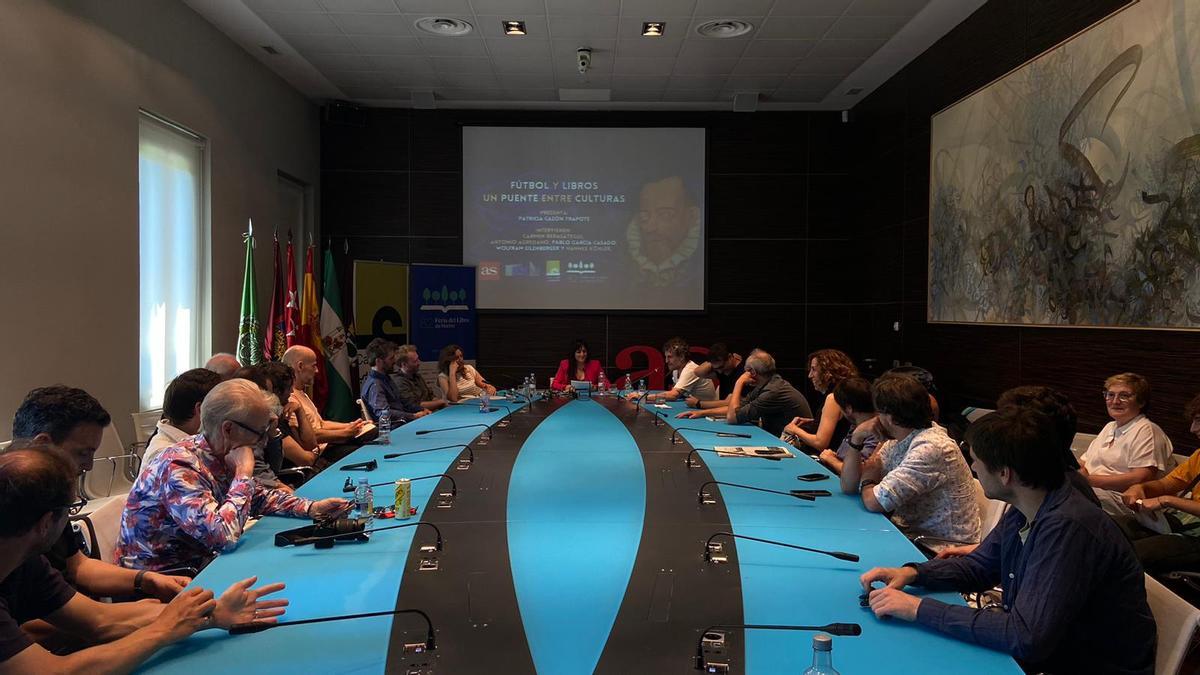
[0, 0, 319, 443]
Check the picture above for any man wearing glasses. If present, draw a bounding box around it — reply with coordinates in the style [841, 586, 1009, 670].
[115, 379, 350, 572]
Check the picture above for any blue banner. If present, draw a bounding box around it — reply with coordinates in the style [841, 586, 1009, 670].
[409, 264, 477, 361]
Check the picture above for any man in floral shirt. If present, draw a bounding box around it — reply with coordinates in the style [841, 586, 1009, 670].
[116, 379, 350, 571]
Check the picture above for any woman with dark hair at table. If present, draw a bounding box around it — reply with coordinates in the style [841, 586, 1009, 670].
[551, 339, 603, 391]
[782, 348, 858, 453]
[437, 344, 495, 402]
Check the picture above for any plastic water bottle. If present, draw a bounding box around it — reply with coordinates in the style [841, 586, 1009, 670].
[480, 389, 491, 413]
[354, 477, 373, 519]
[378, 410, 391, 444]
[803, 634, 839, 675]
[638, 378, 646, 398]
[623, 373, 632, 395]
[597, 370, 607, 396]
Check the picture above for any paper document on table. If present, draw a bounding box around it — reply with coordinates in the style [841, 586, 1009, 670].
[713, 445, 795, 459]
[653, 403, 670, 409]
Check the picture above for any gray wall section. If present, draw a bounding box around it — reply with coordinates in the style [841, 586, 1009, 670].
[0, 0, 319, 443]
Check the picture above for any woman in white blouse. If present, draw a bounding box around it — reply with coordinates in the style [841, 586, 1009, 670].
[436, 344, 496, 402]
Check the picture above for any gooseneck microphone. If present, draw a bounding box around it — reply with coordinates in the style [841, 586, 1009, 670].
[384, 444, 474, 464]
[670, 427, 752, 445]
[693, 623, 861, 670]
[230, 608, 437, 650]
[697, 480, 817, 504]
[415, 423, 493, 440]
[703, 531, 859, 563]
[342, 473, 457, 497]
[452, 401, 512, 414]
[283, 520, 444, 550]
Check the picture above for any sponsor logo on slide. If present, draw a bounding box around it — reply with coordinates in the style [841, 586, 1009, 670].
[479, 262, 500, 280]
[419, 286, 470, 314]
[546, 260, 560, 277]
[504, 262, 539, 277]
[566, 261, 597, 275]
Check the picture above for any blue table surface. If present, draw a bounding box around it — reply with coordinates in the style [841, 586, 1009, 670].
[138, 394, 1021, 674]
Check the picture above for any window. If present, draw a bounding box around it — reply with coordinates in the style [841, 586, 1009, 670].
[138, 112, 209, 409]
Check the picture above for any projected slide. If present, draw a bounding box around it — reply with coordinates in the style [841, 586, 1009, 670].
[463, 127, 705, 311]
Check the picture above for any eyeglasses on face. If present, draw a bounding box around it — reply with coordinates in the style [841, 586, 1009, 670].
[1102, 391, 1135, 403]
[228, 418, 271, 444]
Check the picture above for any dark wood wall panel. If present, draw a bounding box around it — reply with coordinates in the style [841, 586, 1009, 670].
[847, 0, 1200, 444]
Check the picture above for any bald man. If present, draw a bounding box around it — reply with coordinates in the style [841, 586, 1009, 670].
[204, 353, 241, 381]
[281, 346, 364, 449]
[115, 379, 351, 571]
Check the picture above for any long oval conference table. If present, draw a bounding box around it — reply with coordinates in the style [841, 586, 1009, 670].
[138, 393, 1022, 674]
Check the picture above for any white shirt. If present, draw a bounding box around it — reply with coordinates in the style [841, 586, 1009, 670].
[438, 364, 483, 399]
[1081, 414, 1173, 476]
[671, 360, 717, 401]
[142, 419, 190, 467]
[288, 389, 327, 452]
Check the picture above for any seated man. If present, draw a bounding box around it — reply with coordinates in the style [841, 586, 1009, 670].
[718, 352, 812, 437]
[11, 386, 190, 600]
[360, 339, 430, 424]
[685, 343, 743, 405]
[629, 337, 716, 403]
[204, 352, 241, 381]
[857, 375, 979, 544]
[391, 344, 447, 413]
[861, 408, 1155, 675]
[116, 379, 350, 571]
[144, 369, 222, 466]
[817, 376, 881, 483]
[0, 448, 288, 673]
[282, 345, 365, 463]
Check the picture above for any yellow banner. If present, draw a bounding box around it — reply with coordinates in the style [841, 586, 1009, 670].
[352, 261, 408, 344]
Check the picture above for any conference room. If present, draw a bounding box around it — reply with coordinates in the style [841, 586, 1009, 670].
[2, 0, 1198, 673]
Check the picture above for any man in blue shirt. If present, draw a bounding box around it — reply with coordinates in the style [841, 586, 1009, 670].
[861, 407, 1155, 675]
[360, 339, 429, 425]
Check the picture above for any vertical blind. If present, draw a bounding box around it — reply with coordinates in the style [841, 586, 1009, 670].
[138, 113, 207, 409]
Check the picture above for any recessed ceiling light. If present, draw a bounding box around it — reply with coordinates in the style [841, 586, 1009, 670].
[642, 22, 665, 37]
[414, 17, 473, 37]
[503, 20, 526, 36]
[695, 19, 754, 39]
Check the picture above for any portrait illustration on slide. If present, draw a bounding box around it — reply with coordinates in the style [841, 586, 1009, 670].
[625, 175, 702, 289]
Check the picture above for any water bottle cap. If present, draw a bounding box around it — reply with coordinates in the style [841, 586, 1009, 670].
[812, 633, 832, 651]
[357, 477, 369, 484]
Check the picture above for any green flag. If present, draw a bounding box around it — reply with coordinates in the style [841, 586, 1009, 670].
[320, 247, 355, 421]
[237, 224, 262, 366]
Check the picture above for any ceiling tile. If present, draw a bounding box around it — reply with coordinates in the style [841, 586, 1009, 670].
[318, 0, 398, 12]
[283, 33, 358, 53]
[790, 56, 864, 74]
[257, 11, 343, 34]
[768, 0, 853, 16]
[415, 37, 489, 56]
[825, 15, 909, 40]
[331, 13, 417, 35]
[555, 74, 613, 87]
[552, 39, 615, 61]
[491, 56, 555, 74]
[758, 15, 838, 39]
[610, 74, 671, 89]
[245, 0, 323, 11]
[341, 84, 408, 99]
[305, 53, 376, 70]
[547, 16, 619, 39]
[326, 70, 386, 87]
[845, 0, 930, 16]
[469, 0, 549, 13]
[368, 54, 434, 71]
[614, 38, 683, 57]
[612, 89, 664, 102]
[484, 38, 553, 57]
[808, 38, 885, 58]
[438, 88, 505, 99]
[612, 57, 676, 76]
[694, 0, 772, 17]
[742, 39, 814, 58]
[475, 15, 549, 38]
[497, 73, 557, 88]
[395, 0, 472, 12]
[769, 89, 829, 102]
[667, 74, 727, 88]
[622, 0, 697, 16]
[545, 0, 620, 16]
[437, 72, 501, 88]
[502, 88, 559, 100]
[780, 73, 844, 90]
[378, 69, 441, 86]
[430, 57, 496, 73]
[732, 58, 798, 75]
[349, 35, 423, 54]
[677, 39, 748, 58]
[722, 74, 784, 89]
[671, 57, 738, 75]
[662, 89, 722, 101]
[616, 17, 689, 42]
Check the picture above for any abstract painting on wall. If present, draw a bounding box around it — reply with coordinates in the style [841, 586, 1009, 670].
[929, 0, 1200, 328]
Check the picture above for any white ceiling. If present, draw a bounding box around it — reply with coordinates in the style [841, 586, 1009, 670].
[183, 0, 985, 110]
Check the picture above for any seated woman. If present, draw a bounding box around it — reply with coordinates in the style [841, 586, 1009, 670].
[816, 376, 881, 487]
[782, 348, 857, 453]
[437, 344, 496, 402]
[552, 339, 603, 391]
[1080, 372, 1173, 516]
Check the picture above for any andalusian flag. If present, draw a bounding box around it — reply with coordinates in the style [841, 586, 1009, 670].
[321, 247, 355, 421]
[237, 221, 262, 366]
[299, 243, 328, 409]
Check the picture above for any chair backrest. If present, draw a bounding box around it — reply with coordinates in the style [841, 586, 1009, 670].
[1145, 574, 1200, 675]
[962, 407, 995, 424]
[73, 494, 129, 564]
[81, 425, 134, 498]
[974, 478, 1007, 541]
[0, 440, 10, 452]
[1071, 432, 1097, 459]
[130, 409, 162, 447]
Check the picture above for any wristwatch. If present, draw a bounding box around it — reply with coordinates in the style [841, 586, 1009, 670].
[848, 439, 865, 452]
[134, 569, 147, 594]
[858, 479, 878, 493]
